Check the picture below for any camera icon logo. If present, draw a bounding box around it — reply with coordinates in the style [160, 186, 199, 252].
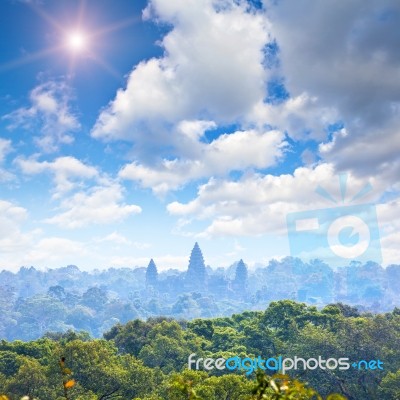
[286, 175, 382, 267]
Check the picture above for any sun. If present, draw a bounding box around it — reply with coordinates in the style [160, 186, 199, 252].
[66, 31, 87, 52]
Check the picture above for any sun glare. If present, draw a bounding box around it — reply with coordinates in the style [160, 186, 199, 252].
[67, 31, 87, 52]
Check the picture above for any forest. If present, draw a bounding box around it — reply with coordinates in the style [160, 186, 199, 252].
[0, 300, 400, 399]
[2, 250, 400, 341]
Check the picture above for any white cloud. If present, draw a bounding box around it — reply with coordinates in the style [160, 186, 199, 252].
[16, 156, 99, 198]
[167, 163, 386, 237]
[4, 81, 80, 152]
[376, 197, 400, 265]
[0, 138, 14, 182]
[44, 183, 142, 229]
[15, 155, 142, 229]
[262, 0, 400, 178]
[120, 128, 286, 194]
[94, 232, 150, 249]
[0, 138, 12, 163]
[381, 232, 400, 266]
[23, 237, 87, 266]
[92, 0, 270, 161]
[249, 93, 337, 140]
[96, 232, 132, 245]
[0, 169, 13, 183]
[0, 200, 32, 254]
[319, 120, 400, 183]
[0, 200, 88, 270]
[265, 0, 400, 117]
[225, 239, 246, 257]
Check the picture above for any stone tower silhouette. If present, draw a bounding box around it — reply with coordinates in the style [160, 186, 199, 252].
[233, 259, 248, 292]
[186, 242, 207, 289]
[146, 258, 158, 287]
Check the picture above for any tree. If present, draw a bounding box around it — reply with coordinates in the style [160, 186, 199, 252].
[263, 300, 308, 331]
[48, 285, 67, 302]
[378, 370, 400, 399]
[81, 287, 109, 312]
[6, 358, 48, 400]
[188, 319, 214, 341]
[16, 295, 67, 339]
[250, 371, 346, 400]
[104, 319, 154, 356]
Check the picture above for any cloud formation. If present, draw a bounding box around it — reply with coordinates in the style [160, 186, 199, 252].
[44, 183, 142, 229]
[263, 0, 400, 178]
[167, 164, 385, 237]
[16, 156, 98, 198]
[16, 156, 142, 229]
[120, 128, 286, 194]
[4, 81, 80, 153]
[92, 0, 271, 162]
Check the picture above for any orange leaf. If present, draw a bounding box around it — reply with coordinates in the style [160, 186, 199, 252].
[64, 379, 76, 388]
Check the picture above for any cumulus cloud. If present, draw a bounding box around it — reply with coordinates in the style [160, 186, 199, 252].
[3, 81, 80, 152]
[92, 0, 270, 162]
[262, 0, 400, 178]
[16, 156, 99, 198]
[119, 128, 286, 194]
[167, 163, 386, 237]
[44, 183, 142, 229]
[250, 93, 338, 141]
[91, 0, 400, 198]
[319, 120, 400, 183]
[15, 155, 142, 229]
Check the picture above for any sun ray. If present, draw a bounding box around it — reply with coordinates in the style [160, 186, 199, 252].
[27, 2, 67, 34]
[0, 45, 64, 72]
[91, 16, 140, 38]
[88, 53, 124, 81]
[77, 0, 87, 28]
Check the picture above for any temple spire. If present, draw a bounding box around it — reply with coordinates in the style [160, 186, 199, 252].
[233, 259, 248, 292]
[146, 258, 158, 287]
[186, 242, 207, 287]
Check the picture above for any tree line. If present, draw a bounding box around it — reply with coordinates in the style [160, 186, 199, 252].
[0, 300, 400, 399]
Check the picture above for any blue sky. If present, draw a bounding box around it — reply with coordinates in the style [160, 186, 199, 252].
[0, 0, 399, 271]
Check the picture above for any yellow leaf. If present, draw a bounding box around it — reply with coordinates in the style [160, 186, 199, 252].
[64, 379, 76, 388]
[0, 395, 9, 400]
